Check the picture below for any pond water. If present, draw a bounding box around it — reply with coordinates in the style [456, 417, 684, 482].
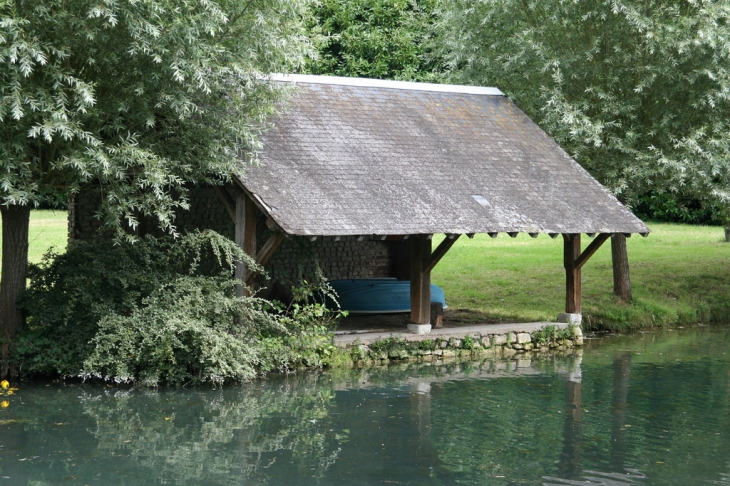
[1, 327, 729, 485]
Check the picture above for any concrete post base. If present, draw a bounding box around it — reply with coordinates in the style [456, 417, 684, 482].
[407, 324, 432, 335]
[557, 313, 582, 325]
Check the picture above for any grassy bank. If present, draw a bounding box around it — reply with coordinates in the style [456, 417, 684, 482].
[432, 225, 730, 331]
[3, 211, 730, 332]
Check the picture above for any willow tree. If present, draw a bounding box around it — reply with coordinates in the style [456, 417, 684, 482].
[0, 0, 313, 377]
[439, 0, 730, 300]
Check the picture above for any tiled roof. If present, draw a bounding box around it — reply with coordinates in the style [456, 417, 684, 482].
[238, 75, 649, 236]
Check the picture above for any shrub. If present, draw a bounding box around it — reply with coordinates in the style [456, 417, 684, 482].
[81, 276, 272, 386]
[16, 231, 343, 385]
[532, 326, 557, 347]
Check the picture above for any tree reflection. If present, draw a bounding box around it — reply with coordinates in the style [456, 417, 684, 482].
[611, 353, 632, 469]
[1, 375, 346, 485]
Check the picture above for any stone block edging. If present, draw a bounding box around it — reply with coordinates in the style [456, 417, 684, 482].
[334, 322, 583, 363]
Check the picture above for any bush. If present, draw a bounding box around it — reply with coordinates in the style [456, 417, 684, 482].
[632, 191, 727, 226]
[82, 276, 270, 385]
[16, 231, 343, 385]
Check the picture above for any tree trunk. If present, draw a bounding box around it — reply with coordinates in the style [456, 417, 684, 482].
[611, 234, 632, 301]
[0, 205, 31, 379]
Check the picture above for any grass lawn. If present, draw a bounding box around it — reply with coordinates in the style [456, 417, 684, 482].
[432, 224, 730, 331]
[0, 210, 68, 267]
[3, 210, 730, 331]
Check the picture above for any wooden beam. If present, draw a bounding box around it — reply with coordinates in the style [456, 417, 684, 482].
[423, 234, 460, 275]
[246, 231, 285, 284]
[235, 192, 257, 297]
[255, 231, 285, 267]
[410, 235, 431, 324]
[244, 197, 256, 258]
[563, 233, 582, 314]
[575, 233, 610, 270]
[214, 185, 236, 222]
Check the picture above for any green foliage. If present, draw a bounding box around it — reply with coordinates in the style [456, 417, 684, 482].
[369, 336, 410, 359]
[439, 0, 730, 207]
[82, 276, 271, 386]
[633, 191, 727, 225]
[531, 325, 575, 347]
[418, 339, 437, 351]
[531, 325, 557, 347]
[15, 231, 342, 385]
[304, 0, 442, 81]
[0, 0, 313, 236]
[461, 335, 476, 350]
[257, 303, 340, 372]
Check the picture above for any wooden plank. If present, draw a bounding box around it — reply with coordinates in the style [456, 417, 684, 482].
[563, 233, 582, 314]
[213, 185, 236, 222]
[410, 235, 431, 324]
[423, 234, 460, 275]
[575, 233, 610, 270]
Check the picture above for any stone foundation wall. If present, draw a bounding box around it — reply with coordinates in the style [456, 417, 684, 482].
[341, 325, 584, 364]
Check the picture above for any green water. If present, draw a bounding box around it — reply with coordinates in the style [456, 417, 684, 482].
[1, 328, 729, 485]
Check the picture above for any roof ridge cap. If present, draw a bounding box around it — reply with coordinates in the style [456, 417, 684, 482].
[268, 74, 504, 96]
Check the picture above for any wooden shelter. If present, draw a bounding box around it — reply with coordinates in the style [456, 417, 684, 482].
[70, 74, 650, 333]
[228, 75, 648, 332]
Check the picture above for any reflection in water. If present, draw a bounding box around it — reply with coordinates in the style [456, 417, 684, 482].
[611, 353, 632, 469]
[0, 328, 729, 485]
[0, 375, 347, 485]
[558, 353, 583, 479]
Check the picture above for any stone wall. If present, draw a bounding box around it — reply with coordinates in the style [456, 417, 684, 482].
[266, 236, 392, 284]
[68, 192, 107, 241]
[173, 186, 233, 239]
[340, 325, 584, 365]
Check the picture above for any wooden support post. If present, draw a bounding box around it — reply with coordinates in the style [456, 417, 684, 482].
[235, 193, 257, 297]
[563, 233, 581, 314]
[410, 235, 432, 325]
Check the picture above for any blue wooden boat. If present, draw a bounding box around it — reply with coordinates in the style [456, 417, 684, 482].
[328, 278, 447, 314]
